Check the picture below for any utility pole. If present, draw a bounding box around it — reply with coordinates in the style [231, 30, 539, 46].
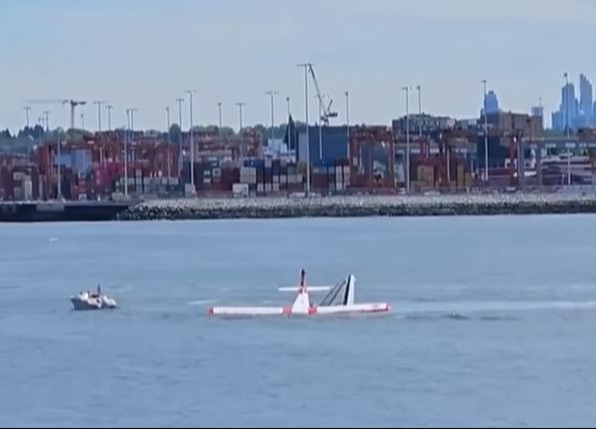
[298, 63, 311, 195]
[265, 90, 279, 141]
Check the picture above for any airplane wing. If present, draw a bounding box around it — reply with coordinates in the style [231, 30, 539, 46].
[277, 286, 333, 292]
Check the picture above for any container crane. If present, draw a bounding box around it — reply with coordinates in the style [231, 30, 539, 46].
[25, 99, 87, 130]
[307, 64, 337, 125]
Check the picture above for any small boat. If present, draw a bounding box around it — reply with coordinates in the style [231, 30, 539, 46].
[71, 285, 118, 311]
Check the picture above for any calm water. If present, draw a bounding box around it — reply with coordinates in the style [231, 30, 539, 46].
[2, 215, 596, 428]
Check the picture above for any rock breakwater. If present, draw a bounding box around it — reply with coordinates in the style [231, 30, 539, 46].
[117, 193, 596, 221]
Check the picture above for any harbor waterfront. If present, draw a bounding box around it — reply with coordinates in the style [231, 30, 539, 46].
[5, 192, 596, 222]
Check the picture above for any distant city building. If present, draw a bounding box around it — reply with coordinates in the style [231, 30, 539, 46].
[456, 118, 480, 130]
[551, 111, 563, 132]
[486, 111, 543, 137]
[531, 106, 544, 129]
[552, 78, 581, 132]
[480, 90, 500, 117]
[392, 114, 456, 136]
[531, 106, 544, 118]
[579, 73, 593, 127]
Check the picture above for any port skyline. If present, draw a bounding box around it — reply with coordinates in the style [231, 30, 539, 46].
[2, 0, 594, 133]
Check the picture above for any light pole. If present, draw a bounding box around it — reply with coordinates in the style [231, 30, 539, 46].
[176, 97, 184, 177]
[166, 106, 172, 179]
[125, 108, 137, 197]
[106, 105, 113, 131]
[402, 86, 411, 194]
[345, 90, 350, 161]
[482, 79, 489, 182]
[93, 100, 104, 132]
[42, 111, 54, 198]
[24, 106, 31, 128]
[266, 90, 279, 141]
[298, 63, 311, 195]
[81, 113, 85, 130]
[217, 102, 223, 132]
[59, 101, 68, 199]
[286, 96, 292, 150]
[185, 89, 197, 193]
[417, 85, 422, 139]
[235, 102, 246, 133]
[564, 72, 571, 186]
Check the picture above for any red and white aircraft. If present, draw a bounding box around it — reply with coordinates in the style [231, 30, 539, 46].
[208, 270, 391, 317]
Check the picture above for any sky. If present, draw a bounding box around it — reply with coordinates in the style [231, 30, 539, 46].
[1, 0, 595, 133]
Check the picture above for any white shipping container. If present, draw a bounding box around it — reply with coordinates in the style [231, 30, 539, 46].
[233, 183, 249, 196]
[273, 183, 280, 192]
[265, 183, 272, 192]
[296, 174, 303, 183]
[265, 159, 273, 168]
[257, 184, 264, 192]
[204, 178, 211, 184]
[273, 176, 280, 184]
[280, 175, 288, 184]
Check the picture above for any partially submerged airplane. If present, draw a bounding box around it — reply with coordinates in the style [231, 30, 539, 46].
[208, 270, 390, 317]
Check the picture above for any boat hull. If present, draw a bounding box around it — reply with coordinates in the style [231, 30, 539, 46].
[70, 297, 118, 311]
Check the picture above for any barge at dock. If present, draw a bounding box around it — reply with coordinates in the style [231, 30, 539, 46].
[0, 200, 134, 222]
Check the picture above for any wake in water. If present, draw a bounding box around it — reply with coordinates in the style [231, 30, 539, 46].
[397, 300, 596, 322]
[187, 299, 218, 306]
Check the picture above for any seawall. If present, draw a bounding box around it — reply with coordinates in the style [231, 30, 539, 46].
[117, 193, 596, 221]
[0, 201, 133, 222]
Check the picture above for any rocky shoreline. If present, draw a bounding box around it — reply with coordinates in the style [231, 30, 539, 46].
[117, 193, 596, 221]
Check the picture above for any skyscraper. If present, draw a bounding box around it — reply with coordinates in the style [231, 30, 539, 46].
[481, 90, 500, 116]
[556, 81, 579, 132]
[579, 73, 593, 127]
